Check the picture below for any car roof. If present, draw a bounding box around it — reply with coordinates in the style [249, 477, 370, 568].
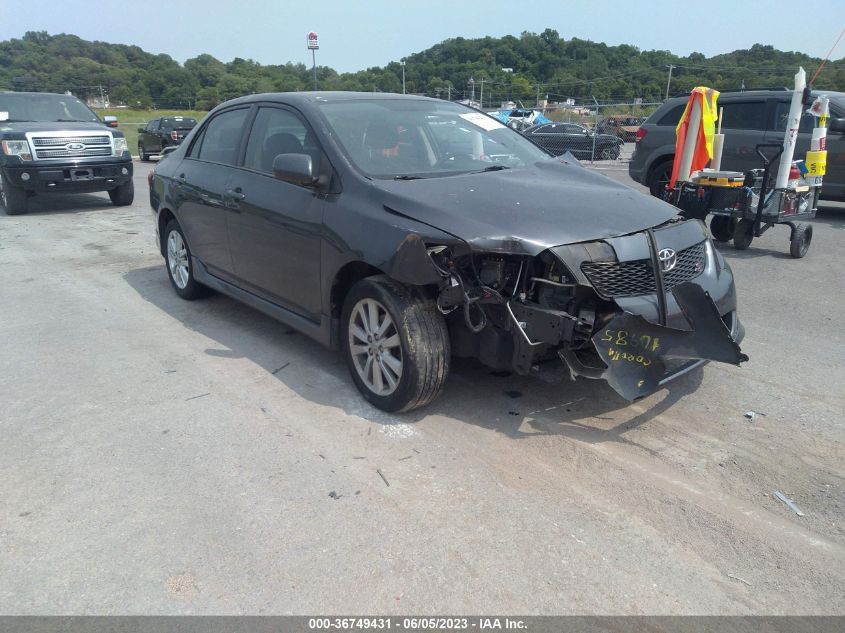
[220, 91, 443, 108]
[661, 88, 845, 107]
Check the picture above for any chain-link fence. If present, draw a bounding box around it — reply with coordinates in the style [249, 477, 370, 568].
[509, 101, 662, 165]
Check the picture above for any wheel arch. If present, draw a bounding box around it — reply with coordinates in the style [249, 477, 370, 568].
[157, 208, 176, 256]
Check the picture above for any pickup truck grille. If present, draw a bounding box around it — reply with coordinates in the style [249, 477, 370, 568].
[581, 241, 706, 299]
[29, 133, 113, 160]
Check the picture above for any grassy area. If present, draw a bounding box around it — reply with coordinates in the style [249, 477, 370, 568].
[95, 108, 208, 155]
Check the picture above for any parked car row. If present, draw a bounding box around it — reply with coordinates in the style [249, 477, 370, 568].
[522, 122, 623, 160]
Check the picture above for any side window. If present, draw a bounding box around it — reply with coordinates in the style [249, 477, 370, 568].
[720, 101, 766, 131]
[243, 106, 318, 175]
[186, 126, 206, 158]
[656, 104, 686, 126]
[196, 108, 249, 166]
[772, 101, 815, 133]
[146, 119, 159, 132]
[563, 124, 584, 134]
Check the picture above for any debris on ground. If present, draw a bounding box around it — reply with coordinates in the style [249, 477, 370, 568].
[744, 410, 767, 421]
[727, 574, 752, 586]
[271, 362, 290, 375]
[508, 411, 520, 416]
[377, 469, 390, 487]
[185, 392, 210, 401]
[398, 455, 413, 461]
[773, 490, 805, 516]
[328, 491, 341, 500]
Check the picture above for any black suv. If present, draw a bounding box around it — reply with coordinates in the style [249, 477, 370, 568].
[137, 116, 198, 161]
[0, 91, 134, 215]
[630, 89, 845, 200]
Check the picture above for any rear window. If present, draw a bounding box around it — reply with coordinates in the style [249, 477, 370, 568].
[720, 101, 766, 130]
[161, 117, 197, 131]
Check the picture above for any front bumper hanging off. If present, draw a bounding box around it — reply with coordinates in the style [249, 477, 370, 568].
[587, 282, 747, 400]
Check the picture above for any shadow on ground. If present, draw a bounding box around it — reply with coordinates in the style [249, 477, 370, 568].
[124, 265, 703, 449]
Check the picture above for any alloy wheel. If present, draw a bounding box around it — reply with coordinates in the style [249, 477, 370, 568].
[167, 230, 190, 289]
[348, 298, 403, 396]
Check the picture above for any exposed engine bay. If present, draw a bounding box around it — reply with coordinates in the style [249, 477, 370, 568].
[425, 218, 747, 401]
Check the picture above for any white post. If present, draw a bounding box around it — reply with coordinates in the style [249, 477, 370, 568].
[775, 67, 806, 190]
[711, 106, 724, 171]
[676, 97, 702, 183]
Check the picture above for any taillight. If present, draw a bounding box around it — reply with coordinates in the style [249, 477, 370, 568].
[170, 131, 178, 141]
[147, 169, 155, 188]
[635, 127, 647, 143]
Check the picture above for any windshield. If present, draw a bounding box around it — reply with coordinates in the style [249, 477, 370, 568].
[161, 117, 197, 130]
[318, 99, 550, 178]
[0, 93, 100, 123]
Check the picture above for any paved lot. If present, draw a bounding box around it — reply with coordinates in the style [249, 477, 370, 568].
[1, 160, 844, 614]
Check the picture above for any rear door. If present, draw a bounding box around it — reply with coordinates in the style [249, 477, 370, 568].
[225, 104, 325, 319]
[141, 119, 159, 152]
[174, 106, 251, 280]
[718, 99, 768, 172]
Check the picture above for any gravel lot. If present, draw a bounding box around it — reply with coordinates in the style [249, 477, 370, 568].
[1, 160, 843, 614]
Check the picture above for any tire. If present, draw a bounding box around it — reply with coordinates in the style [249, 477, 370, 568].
[600, 146, 619, 161]
[163, 219, 209, 300]
[341, 275, 450, 413]
[108, 179, 134, 206]
[709, 216, 736, 242]
[139, 144, 149, 162]
[0, 171, 28, 215]
[789, 223, 812, 259]
[733, 219, 754, 250]
[647, 158, 674, 197]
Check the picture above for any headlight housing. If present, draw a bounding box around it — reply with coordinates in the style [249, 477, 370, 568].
[113, 137, 128, 156]
[1, 140, 32, 161]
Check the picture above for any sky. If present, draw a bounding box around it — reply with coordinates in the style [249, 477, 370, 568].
[1, 0, 842, 73]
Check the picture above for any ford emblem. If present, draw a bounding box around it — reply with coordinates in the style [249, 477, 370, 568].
[66, 142, 86, 151]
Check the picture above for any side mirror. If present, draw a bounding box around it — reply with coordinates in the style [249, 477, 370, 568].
[829, 118, 845, 134]
[272, 153, 317, 186]
[103, 115, 118, 128]
[137, 126, 145, 133]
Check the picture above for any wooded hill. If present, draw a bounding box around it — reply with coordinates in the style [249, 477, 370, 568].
[2, 30, 843, 110]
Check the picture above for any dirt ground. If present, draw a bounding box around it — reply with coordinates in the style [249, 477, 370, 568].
[0, 161, 843, 614]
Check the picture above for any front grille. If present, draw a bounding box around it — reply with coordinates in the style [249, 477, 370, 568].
[35, 147, 113, 158]
[30, 133, 113, 160]
[581, 241, 706, 299]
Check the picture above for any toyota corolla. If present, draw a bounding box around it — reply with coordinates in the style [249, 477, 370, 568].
[149, 92, 746, 412]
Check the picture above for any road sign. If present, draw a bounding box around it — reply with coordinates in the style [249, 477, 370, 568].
[307, 32, 319, 50]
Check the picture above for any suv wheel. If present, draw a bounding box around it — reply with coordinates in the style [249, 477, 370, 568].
[108, 180, 134, 206]
[0, 172, 28, 215]
[342, 276, 450, 412]
[164, 219, 209, 300]
[139, 144, 149, 162]
[647, 158, 674, 197]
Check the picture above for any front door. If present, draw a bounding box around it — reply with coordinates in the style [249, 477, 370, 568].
[225, 105, 325, 320]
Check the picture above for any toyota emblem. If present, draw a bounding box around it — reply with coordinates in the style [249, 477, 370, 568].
[658, 248, 677, 272]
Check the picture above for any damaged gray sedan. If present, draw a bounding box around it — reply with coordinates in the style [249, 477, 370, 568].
[149, 92, 746, 412]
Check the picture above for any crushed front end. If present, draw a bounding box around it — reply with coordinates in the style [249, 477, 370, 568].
[429, 217, 746, 400]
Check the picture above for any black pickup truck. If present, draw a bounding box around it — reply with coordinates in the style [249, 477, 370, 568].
[0, 91, 134, 215]
[137, 116, 197, 161]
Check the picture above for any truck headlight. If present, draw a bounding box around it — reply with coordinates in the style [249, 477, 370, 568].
[113, 137, 128, 156]
[1, 140, 33, 161]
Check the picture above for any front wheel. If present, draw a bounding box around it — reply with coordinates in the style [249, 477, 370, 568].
[709, 216, 736, 242]
[789, 223, 812, 259]
[0, 172, 29, 215]
[108, 180, 134, 206]
[647, 158, 674, 197]
[342, 276, 450, 412]
[139, 144, 149, 162]
[164, 219, 209, 300]
[733, 219, 754, 250]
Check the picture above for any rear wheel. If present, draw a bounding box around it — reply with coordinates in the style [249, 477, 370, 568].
[647, 158, 674, 197]
[733, 219, 754, 250]
[108, 180, 134, 206]
[342, 275, 450, 412]
[139, 144, 149, 162]
[600, 146, 620, 160]
[164, 219, 209, 300]
[0, 172, 28, 215]
[789, 223, 812, 259]
[709, 216, 736, 242]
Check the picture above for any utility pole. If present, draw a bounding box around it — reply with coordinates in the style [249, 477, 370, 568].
[400, 60, 406, 94]
[479, 77, 485, 109]
[665, 64, 675, 100]
[502, 67, 513, 106]
[536, 84, 541, 108]
[447, 84, 451, 101]
[469, 77, 475, 103]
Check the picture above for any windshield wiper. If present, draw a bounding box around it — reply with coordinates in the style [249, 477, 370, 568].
[473, 165, 511, 173]
[393, 174, 426, 180]
[54, 119, 93, 122]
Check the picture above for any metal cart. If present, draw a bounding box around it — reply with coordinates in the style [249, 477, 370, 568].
[666, 143, 819, 258]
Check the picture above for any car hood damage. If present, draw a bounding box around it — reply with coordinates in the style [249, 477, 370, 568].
[375, 157, 678, 254]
